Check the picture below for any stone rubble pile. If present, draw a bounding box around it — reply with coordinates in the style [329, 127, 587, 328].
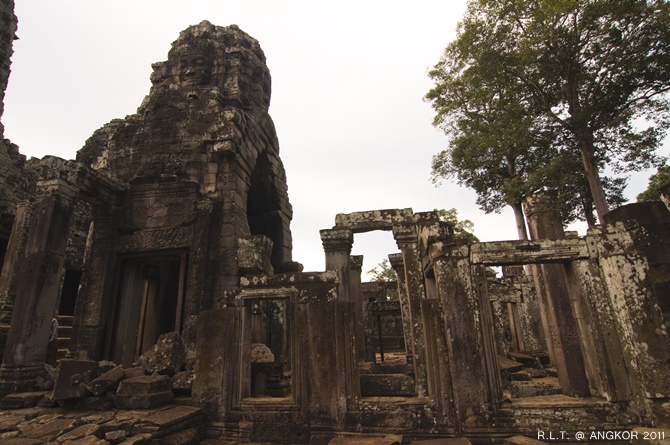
[0, 332, 202, 444]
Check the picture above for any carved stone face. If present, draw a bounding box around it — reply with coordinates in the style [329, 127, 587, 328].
[177, 52, 212, 87]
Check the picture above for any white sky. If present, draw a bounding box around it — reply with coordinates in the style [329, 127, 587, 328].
[2, 1, 667, 278]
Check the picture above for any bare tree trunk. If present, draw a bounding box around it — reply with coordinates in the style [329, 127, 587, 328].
[512, 201, 529, 240]
[578, 135, 609, 224]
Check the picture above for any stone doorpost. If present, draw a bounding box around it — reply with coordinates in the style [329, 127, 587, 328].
[525, 192, 590, 397]
[388, 252, 413, 364]
[392, 224, 428, 397]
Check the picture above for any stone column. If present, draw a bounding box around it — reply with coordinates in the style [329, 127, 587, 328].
[0, 182, 77, 394]
[524, 192, 590, 397]
[349, 255, 365, 361]
[392, 224, 427, 397]
[320, 228, 353, 302]
[388, 252, 413, 364]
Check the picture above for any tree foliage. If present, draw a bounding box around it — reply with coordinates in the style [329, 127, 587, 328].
[637, 165, 670, 202]
[427, 0, 670, 225]
[367, 259, 397, 283]
[435, 208, 480, 242]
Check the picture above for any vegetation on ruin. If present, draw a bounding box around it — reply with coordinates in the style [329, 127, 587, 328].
[427, 0, 670, 228]
[637, 165, 670, 202]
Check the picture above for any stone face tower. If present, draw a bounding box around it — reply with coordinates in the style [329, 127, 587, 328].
[71, 21, 293, 363]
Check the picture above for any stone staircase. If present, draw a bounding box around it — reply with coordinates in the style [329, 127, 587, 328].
[55, 315, 73, 361]
[359, 353, 416, 397]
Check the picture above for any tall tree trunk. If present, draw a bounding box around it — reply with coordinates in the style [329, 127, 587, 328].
[512, 201, 529, 240]
[577, 134, 609, 224]
[579, 191, 597, 228]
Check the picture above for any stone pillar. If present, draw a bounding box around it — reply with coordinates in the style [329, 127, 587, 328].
[431, 244, 493, 428]
[320, 228, 353, 302]
[524, 192, 590, 397]
[349, 255, 365, 361]
[0, 201, 30, 324]
[0, 182, 76, 394]
[193, 307, 242, 421]
[388, 252, 413, 363]
[392, 224, 428, 397]
[297, 301, 358, 439]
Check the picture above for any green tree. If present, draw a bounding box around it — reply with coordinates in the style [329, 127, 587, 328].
[367, 259, 397, 282]
[435, 208, 480, 242]
[637, 165, 670, 202]
[427, 0, 670, 224]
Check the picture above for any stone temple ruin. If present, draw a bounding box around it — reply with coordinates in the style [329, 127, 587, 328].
[0, 8, 669, 445]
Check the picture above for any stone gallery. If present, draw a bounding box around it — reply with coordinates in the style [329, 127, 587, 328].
[0, 4, 669, 445]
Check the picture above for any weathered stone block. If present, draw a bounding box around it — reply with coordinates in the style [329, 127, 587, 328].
[138, 332, 185, 376]
[86, 364, 125, 396]
[498, 356, 523, 373]
[114, 375, 173, 409]
[170, 370, 194, 395]
[53, 359, 97, 403]
[0, 391, 45, 409]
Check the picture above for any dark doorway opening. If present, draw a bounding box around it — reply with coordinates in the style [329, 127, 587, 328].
[0, 237, 8, 273]
[58, 270, 82, 316]
[108, 252, 187, 366]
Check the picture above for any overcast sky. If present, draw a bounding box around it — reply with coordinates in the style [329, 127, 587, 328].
[2, 1, 667, 278]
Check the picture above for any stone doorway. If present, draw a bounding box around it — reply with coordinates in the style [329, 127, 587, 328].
[108, 252, 187, 366]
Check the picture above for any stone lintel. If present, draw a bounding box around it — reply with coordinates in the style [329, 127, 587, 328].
[470, 238, 589, 265]
[241, 270, 338, 288]
[334, 208, 414, 233]
[350, 255, 363, 270]
[320, 228, 353, 253]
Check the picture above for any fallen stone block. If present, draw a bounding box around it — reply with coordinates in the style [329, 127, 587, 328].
[170, 370, 194, 395]
[0, 392, 46, 409]
[53, 359, 97, 403]
[498, 356, 523, 373]
[138, 332, 185, 376]
[510, 371, 532, 381]
[122, 367, 144, 379]
[507, 351, 540, 368]
[114, 375, 173, 409]
[86, 365, 125, 396]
